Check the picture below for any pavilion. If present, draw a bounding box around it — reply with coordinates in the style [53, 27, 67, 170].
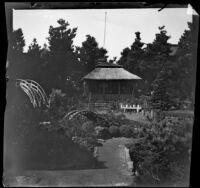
[83, 61, 142, 103]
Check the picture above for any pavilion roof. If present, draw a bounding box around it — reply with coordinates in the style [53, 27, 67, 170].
[83, 63, 142, 80]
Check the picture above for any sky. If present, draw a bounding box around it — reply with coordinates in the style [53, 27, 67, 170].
[13, 7, 193, 60]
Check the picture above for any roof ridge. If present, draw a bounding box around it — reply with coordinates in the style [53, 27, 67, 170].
[84, 66, 142, 80]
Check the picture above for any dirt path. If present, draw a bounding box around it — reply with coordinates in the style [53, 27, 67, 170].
[4, 138, 135, 187]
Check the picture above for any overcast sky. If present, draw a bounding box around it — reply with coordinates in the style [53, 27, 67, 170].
[13, 7, 193, 60]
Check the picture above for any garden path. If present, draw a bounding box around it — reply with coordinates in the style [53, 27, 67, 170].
[4, 137, 135, 187]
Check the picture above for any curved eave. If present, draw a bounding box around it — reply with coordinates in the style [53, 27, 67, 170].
[83, 67, 142, 80]
[84, 78, 142, 80]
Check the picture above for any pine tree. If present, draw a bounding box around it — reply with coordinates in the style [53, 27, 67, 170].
[77, 35, 108, 74]
[45, 19, 79, 91]
[135, 26, 172, 96]
[151, 66, 170, 112]
[118, 31, 144, 76]
[7, 28, 26, 79]
[27, 38, 41, 55]
[175, 22, 197, 102]
[140, 26, 171, 84]
[26, 38, 43, 80]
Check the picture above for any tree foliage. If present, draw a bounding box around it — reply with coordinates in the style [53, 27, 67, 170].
[9, 28, 25, 53]
[45, 19, 79, 91]
[151, 67, 170, 113]
[118, 31, 144, 76]
[118, 32, 145, 96]
[25, 38, 43, 80]
[139, 26, 172, 91]
[117, 23, 197, 107]
[7, 20, 197, 110]
[127, 117, 193, 186]
[77, 35, 108, 74]
[7, 28, 26, 79]
[174, 22, 198, 101]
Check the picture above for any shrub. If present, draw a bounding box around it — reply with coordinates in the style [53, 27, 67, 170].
[60, 119, 81, 138]
[47, 89, 68, 121]
[72, 136, 97, 151]
[127, 117, 193, 186]
[116, 113, 126, 120]
[109, 126, 120, 137]
[57, 119, 98, 151]
[94, 113, 132, 128]
[95, 116, 110, 127]
[81, 120, 95, 131]
[81, 121, 95, 137]
[95, 126, 111, 139]
[119, 125, 134, 137]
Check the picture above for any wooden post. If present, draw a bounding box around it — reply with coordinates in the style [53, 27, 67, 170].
[142, 110, 144, 116]
[131, 81, 134, 96]
[118, 82, 121, 95]
[83, 81, 86, 96]
[150, 110, 154, 119]
[88, 92, 92, 109]
[103, 82, 105, 95]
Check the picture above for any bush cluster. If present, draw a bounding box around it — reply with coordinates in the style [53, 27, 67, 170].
[126, 117, 193, 186]
[39, 89, 100, 151]
[45, 89, 68, 122]
[42, 98, 148, 151]
[108, 126, 120, 137]
[95, 113, 130, 128]
[119, 125, 134, 137]
[95, 126, 111, 139]
[94, 113, 146, 139]
[72, 136, 97, 151]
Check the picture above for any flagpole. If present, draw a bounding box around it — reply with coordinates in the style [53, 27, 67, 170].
[103, 12, 107, 48]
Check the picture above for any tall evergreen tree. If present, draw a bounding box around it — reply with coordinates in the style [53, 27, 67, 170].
[77, 35, 108, 74]
[151, 67, 170, 112]
[8, 28, 25, 53]
[140, 26, 171, 83]
[118, 31, 144, 76]
[138, 26, 172, 95]
[7, 28, 26, 79]
[45, 19, 79, 91]
[108, 56, 117, 64]
[26, 38, 43, 80]
[118, 47, 130, 66]
[162, 21, 198, 109]
[27, 38, 41, 55]
[175, 22, 198, 102]
[6, 29, 27, 111]
[117, 32, 145, 97]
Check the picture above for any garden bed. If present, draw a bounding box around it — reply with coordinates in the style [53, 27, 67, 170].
[126, 116, 193, 187]
[4, 103, 101, 173]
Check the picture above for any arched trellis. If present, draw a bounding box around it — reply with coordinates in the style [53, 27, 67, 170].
[16, 79, 50, 108]
[63, 110, 107, 123]
[15, 79, 109, 124]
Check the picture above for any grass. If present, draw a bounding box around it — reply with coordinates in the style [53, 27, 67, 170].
[97, 109, 150, 125]
[163, 110, 194, 118]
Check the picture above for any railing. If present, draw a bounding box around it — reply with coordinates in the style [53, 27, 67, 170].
[78, 102, 113, 111]
[90, 94, 137, 103]
[120, 104, 142, 113]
